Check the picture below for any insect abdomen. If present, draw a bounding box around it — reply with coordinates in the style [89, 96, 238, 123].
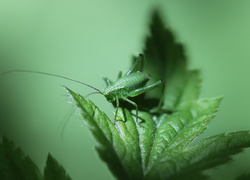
[115, 72, 150, 91]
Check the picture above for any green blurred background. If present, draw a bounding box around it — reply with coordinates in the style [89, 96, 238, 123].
[1, 1, 250, 179]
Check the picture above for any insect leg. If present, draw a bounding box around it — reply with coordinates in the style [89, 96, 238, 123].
[157, 83, 165, 109]
[128, 79, 165, 97]
[103, 77, 114, 86]
[114, 96, 119, 125]
[121, 97, 139, 125]
[125, 54, 144, 75]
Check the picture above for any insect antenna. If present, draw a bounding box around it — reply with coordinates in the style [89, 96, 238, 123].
[58, 107, 76, 140]
[2, 69, 103, 94]
[84, 91, 103, 98]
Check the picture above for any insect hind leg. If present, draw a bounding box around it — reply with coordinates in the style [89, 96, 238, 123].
[114, 96, 119, 125]
[128, 79, 165, 97]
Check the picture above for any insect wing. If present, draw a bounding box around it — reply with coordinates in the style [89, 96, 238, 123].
[117, 71, 122, 80]
[125, 54, 144, 76]
[114, 72, 150, 93]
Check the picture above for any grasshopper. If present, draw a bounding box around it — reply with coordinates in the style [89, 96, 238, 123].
[2, 54, 164, 125]
[102, 54, 164, 124]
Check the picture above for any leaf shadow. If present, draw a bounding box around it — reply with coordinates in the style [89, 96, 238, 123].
[121, 10, 187, 114]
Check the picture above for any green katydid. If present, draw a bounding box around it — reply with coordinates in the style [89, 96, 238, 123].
[1, 54, 164, 125]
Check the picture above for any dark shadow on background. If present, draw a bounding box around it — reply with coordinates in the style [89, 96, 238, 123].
[0, 51, 24, 137]
[118, 10, 187, 115]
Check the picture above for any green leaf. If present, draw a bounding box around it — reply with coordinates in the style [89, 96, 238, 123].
[147, 131, 250, 180]
[0, 137, 42, 180]
[0, 137, 72, 180]
[44, 153, 72, 180]
[65, 10, 250, 180]
[65, 87, 141, 180]
[235, 173, 250, 180]
[66, 89, 250, 179]
[145, 98, 222, 172]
